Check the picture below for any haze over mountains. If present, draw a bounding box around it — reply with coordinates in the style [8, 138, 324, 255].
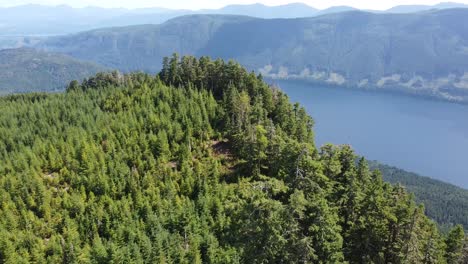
[385, 2, 468, 13]
[1, 3, 468, 101]
[1, 2, 467, 35]
[33, 9, 468, 102]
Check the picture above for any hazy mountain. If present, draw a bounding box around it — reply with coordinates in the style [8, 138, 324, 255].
[0, 3, 317, 35]
[38, 9, 468, 102]
[2, 2, 468, 36]
[316, 6, 358, 16]
[0, 36, 43, 50]
[386, 2, 468, 13]
[37, 15, 253, 72]
[0, 4, 128, 35]
[95, 11, 189, 29]
[0, 48, 106, 94]
[435, 2, 468, 8]
[209, 3, 318, 18]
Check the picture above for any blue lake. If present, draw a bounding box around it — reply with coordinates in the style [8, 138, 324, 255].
[275, 80, 468, 189]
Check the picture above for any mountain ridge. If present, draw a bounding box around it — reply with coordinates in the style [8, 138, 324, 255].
[387, 2, 468, 13]
[0, 48, 107, 94]
[35, 9, 468, 102]
[1, 2, 468, 35]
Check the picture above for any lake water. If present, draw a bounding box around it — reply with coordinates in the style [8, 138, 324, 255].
[275, 80, 468, 189]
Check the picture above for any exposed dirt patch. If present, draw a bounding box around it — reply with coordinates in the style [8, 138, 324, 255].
[43, 173, 58, 180]
[211, 140, 232, 157]
[167, 161, 178, 169]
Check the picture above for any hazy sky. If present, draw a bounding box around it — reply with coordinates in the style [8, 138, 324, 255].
[1, 0, 467, 10]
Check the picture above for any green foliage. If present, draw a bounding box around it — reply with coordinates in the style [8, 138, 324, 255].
[0, 55, 465, 263]
[445, 225, 465, 264]
[370, 161, 468, 231]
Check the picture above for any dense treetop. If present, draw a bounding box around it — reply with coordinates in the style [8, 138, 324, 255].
[370, 161, 468, 232]
[0, 55, 466, 263]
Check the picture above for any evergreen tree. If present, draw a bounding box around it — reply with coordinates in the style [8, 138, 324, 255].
[0, 55, 462, 263]
[445, 225, 466, 264]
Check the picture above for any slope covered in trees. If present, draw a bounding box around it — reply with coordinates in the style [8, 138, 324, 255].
[0, 48, 107, 95]
[370, 161, 468, 232]
[0, 55, 466, 263]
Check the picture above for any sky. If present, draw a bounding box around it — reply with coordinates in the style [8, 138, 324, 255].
[1, 0, 468, 10]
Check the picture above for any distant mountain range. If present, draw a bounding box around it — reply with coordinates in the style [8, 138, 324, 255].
[385, 2, 468, 13]
[33, 9, 468, 102]
[0, 36, 43, 50]
[201, 3, 318, 18]
[1, 2, 467, 35]
[0, 48, 106, 94]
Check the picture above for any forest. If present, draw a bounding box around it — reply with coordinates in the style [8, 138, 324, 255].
[0, 54, 466, 263]
[369, 161, 468, 232]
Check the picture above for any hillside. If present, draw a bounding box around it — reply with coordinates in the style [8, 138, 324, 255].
[0, 55, 465, 263]
[0, 48, 107, 94]
[370, 161, 468, 231]
[38, 9, 468, 102]
[0, 36, 43, 50]
[38, 15, 254, 72]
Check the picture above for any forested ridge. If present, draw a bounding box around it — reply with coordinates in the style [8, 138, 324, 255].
[370, 161, 468, 233]
[0, 55, 466, 263]
[0, 48, 106, 95]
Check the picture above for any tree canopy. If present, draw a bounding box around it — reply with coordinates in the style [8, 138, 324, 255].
[0, 54, 466, 263]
